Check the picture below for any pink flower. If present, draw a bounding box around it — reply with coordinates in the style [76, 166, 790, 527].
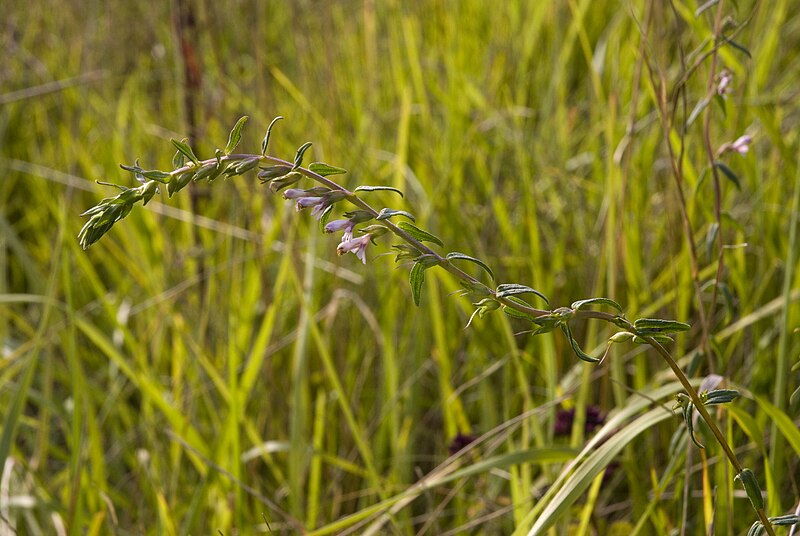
[324, 219, 356, 241]
[295, 196, 324, 212]
[282, 188, 306, 199]
[336, 234, 372, 264]
[730, 135, 752, 155]
[310, 203, 329, 220]
[716, 70, 733, 96]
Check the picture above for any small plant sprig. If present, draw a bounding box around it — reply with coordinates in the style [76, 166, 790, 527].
[78, 116, 777, 533]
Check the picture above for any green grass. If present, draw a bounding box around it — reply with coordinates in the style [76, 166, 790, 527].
[2, 0, 799, 534]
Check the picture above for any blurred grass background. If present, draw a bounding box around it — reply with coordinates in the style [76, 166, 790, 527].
[1, 0, 799, 534]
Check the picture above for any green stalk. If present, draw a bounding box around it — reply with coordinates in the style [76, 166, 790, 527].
[769, 143, 800, 493]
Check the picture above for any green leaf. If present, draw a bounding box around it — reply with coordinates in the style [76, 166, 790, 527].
[714, 161, 741, 189]
[167, 171, 193, 197]
[445, 252, 494, 280]
[231, 156, 261, 175]
[309, 162, 348, 177]
[172, 147, 185, 170]
[496, 283, 548, 304]
[398, 221, 444, 247]
[790, 385, 800, 414]
[342, 210, 374, 223]
[633, 318, 691, 335]
[170, 138, 200, 165]
[224, 116, 248, 155]
[192, 162, 221, 183]
[410, 262, 426, 306]
[354, 185, 404, 198]
[703, 389, 739, 405]
[525, 405, 675, 535]
[683, 402, 704, 448]
[412, 254, 440, 268]
[559, 323, 600, 363]
[0, 354, 39, 488]
[570, 297, 622, 312]
[770, 515, 800, 526]
[376, 208, 415, 222]
[726, 38, 752, 58]
[140, 170, 171, 183]
[292, 142, 313, 170]
[318, 205, 333, 231]
[753, 395, 800, 456]
[258, 165, 292, 181]
[686, 97, 710, 127]
[706, 222, 719, 259]
[735, 468, 765, 510]
[714, 93, 727, 118]
[747, 521, 764, 536]
[261, 116, 283, 156]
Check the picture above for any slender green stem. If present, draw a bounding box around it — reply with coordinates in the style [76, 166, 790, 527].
[84, 142, 776, 534]
[645, 338, 775, 536]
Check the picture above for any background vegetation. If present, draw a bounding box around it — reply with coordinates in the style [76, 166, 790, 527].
[1, 0, 798, 534]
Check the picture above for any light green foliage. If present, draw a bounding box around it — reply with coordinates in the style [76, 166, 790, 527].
[2, 1, 799, 535]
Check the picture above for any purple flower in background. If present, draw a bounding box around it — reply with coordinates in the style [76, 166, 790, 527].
[324, 219, 356, 241]
[716, 70, 733, 96]
[554, 406, 605, 437]
[448, 433, 478, 455]
[337, 234, 372, 264]
[730, 134, 752, 155]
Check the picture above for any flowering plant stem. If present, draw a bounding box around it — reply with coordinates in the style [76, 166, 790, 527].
[78, 119, 777, 534]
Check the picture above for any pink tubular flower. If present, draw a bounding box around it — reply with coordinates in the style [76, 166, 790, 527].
[324, 219, 356, 241]
[730, 135, 752, 155]
[310, 203, 329, 220]
[716, 70, 733, 96]
[337, 234, 372, 264]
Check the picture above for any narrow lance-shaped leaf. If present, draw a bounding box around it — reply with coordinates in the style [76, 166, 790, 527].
[684, 402, 704, 448]
[398, 221, 444, 247]
[292, 142, 313, 170]
[571, 297, 623, 312]
[633, 318, 691, 335]
[769, 515, 800, 526]
[410, 262, 426, 306]
[309, 162, 348, 177]
[736, 468, 765, 510]
[706, 221, 720, 259]
[141, 170, 171, 183]
[224, 115, 248, 155]
[446, 252, 494, 280]
[686, 97, 710, 127]
[376, 208, 415, 222]
[746, 520, 764, 536]
[170, 138, 200, 165]
[172, 147, 185, 170]
[703, 389, 740, 406]
[261, 116, 283, 156]
[714, 161, 741, 190]
[354, 185, 404, 198]
[496, 283, 548, 304]
[559, 323, 600, 363]
[726, 38, 752, 59]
